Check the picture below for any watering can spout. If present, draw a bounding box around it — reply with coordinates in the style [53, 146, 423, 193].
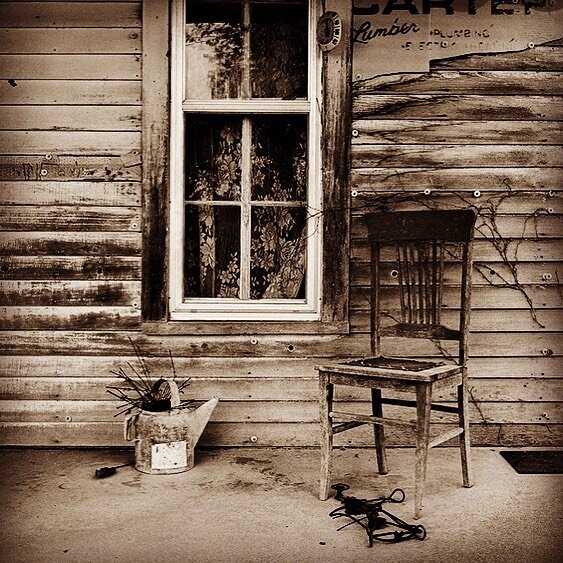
[189, 396, 219, 443]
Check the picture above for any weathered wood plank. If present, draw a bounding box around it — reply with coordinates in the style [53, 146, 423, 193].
[350, 310, 563, 333]
[352, 214, 562, 239]
[0, 132, 140, 155]
[0, 306, 141, 330]
[0, 54, 141, 79]
[0, 331, 558, 357]
[0, 156, 141, 182]
[0, 280, 141, 306]
[352, 144, 563, 168]
[0, 181, 140, 206]
[0, 232, 141, 256]
[0, 256, 140, 280]
[351, 285, 563, 311]
[0, 356, 322, 379]
[432, 46, 563, 72]
[0, 80, 140, 105]
[0, 106, 141, 131]
[1, 376, 560, 403]
[352, 191, 560, 216]
[352, 167, 562, 192]
[0, 205, 141, 231]
[0, 400, 559, 424]
[141, 0, 170, 321]
[355, 72, 563, 96]
[352, 120, 563, 145]
[0, 2, 141, 27]
[0, 421, 560, 447]
[353, 95, 563, 120]
[0, 29, 141, 54]
[1, 355, 559, 379]
[351, 239, 563, 263]
[319, 0, 353, 326]
[351, 261, 562, 287]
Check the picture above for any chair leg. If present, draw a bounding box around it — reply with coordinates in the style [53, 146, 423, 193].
[458, 381, 474, 488]
[319, 371, 334, 500]
[414, 383, 432, 519]
[371, 388, 388, 475]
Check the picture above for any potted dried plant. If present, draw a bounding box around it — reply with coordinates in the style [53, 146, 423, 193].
[108, 343, 218, 474]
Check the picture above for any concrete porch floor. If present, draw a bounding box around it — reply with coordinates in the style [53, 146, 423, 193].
[0, 447, 561, 563]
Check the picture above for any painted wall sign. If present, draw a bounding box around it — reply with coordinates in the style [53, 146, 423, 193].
[353, 0, 563, 78]
[317, 11, 343, 51]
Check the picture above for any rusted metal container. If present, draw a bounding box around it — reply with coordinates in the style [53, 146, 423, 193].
[125, 379, 218, 474]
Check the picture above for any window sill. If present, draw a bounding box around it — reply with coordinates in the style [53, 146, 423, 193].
[142, 320, 350, 336]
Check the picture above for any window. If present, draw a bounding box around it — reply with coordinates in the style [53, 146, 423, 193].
[169, 0, 322, 320]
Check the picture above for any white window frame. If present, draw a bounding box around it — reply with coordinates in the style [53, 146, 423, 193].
[169, 0, 323, 321]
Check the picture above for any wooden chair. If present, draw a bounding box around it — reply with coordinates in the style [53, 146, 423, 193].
[316, 209, 477, 519]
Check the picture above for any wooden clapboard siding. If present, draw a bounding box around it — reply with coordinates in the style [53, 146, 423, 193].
[0, 232, 141, 256]
[0, 0, 144, 450]
[0, 281, 141, 306]
[0, 80, 140, 105]
[352, 120, 563, 145]
[352, 167, 561, 191]
[0, 399, 561, 424]
[354, 71, 563, 95]
[0, 181, 141, 206]
[0, 256, 141, 279]
[0, 355, 559, 379]
[0, 107, 141, 131]
[0, 156, 141, 182]
[0, 331, 559, 358]
[1, 377, 561, 404]
[0, 3, 561, 449]
[0, 54, 141, 79]
[352, 145, 563, 168]
[348, 39, 563, 449]
[1, 422, 561, 447]
[432, 46, 563, 71]
[0, 29, 140, 53]
[353, 95, 563, 120]
[0, 2, 141, 27]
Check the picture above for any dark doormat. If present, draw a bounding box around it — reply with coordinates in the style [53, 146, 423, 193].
[499, 450, 563, 474]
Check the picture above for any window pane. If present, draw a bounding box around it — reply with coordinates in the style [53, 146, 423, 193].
[250, 207, 307, 300]
[251, 1, 308, 99]
[185, 0, 308, 100]
[251, 115, 307, 202]
[185, 205, 241, 298]
[185, 1, 243, 99]
[185, 115, 242, 201]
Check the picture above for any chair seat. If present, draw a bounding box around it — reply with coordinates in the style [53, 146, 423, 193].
[316, 355, 462, 382]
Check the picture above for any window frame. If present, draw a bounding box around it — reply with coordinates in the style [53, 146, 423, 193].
[141, 0, 352, 334]
[169, 0, 322, 321]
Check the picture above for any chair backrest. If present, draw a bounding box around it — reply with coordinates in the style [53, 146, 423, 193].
[364, 210, 477, 364]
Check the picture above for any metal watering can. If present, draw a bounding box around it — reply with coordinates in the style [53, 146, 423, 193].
[125, 379, 219, 474]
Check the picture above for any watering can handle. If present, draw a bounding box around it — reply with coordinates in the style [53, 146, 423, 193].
[124, 412, 138, 441]
[152, 378, 181, 408]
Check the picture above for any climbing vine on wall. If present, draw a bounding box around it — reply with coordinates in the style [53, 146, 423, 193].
[353, 182, 557, 331]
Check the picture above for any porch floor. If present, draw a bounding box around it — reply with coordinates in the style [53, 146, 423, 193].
[1, 447, 561, 563]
